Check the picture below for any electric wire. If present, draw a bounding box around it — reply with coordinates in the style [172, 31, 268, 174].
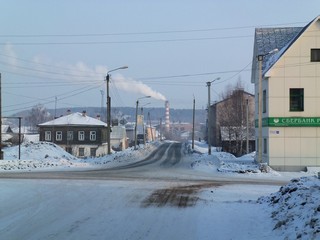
[0, 21, 306, 38]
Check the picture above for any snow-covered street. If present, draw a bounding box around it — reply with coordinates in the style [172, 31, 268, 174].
[0, 178, 280, 240]
[0, 141, 319, 239]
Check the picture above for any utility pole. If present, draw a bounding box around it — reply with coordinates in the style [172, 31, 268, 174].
[192, 96, 195, 150]
[106, 74, 111, 154]
[206, 81, 212, 155]
[206, 77, 220, 155]
[134, 100, 139, 149]
[105, 66, 128, 154]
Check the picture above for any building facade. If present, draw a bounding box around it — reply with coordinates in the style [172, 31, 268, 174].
[38, 112, 108, 158]
[209, 89, 255, 156]
[251, 16, 320, 171]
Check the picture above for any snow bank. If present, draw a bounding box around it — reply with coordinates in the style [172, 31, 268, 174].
[257, 176, 320, 240]
[1, 141, 160, 172]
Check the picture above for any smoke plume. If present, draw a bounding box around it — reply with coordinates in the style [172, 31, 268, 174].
[113, 75, 167, 101]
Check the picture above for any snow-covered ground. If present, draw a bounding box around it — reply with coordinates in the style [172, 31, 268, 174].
[0, 140, 319, 239]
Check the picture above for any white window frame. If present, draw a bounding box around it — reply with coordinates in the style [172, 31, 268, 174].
[56, 131, 63, 141]
[45, 131, 51, 141]
[90, 131, 96, 141]
[78, 131, 85, 141]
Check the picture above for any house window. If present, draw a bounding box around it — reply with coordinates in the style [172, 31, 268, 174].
[79, 148, 85, 157]
[263, 90, 267, 113]
[67, 131, 73, 141]
[90, 131, 96, 141]
[263, 138, 267, 154]
[56, 131, 62, 141]
[311, 49, 320, 62]
[290, 88, 304, 111]
[90, 148, 97, 157]
[45, 131, 51, 141]
[78, 131, 85, 141]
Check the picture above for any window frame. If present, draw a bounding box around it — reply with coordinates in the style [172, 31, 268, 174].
[79, 147, 85, 157]
[45, 131, 51, 141]
[78, 131, 85, 141]
[289, 88, 304, 112]
[90, 148, 97, 157]
[56, 131, 63, 141]
[311, 49, 320, 62]
[90, 131, 96, 141]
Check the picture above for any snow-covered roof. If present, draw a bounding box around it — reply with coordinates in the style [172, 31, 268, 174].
[38, 112, 107, 127]
[251, 27, 302, 83]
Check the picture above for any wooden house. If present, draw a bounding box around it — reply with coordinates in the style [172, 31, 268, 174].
[38, 111, 108, 158]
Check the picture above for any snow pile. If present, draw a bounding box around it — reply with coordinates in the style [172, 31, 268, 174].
[190, 141, 263, 174]
[1, 141, 160, 171]
[1, 142, 79, 171]
[258, 177, 320, 240]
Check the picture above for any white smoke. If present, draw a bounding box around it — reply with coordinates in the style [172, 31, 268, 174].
[113, 75, 167, 101]
[2, 44, 166, 102]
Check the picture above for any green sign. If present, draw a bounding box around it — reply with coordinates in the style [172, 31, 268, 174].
[256, 117, 320, 127]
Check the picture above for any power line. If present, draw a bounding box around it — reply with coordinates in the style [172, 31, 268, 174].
[0, 21, 306, 38]
[0, 35, 253, 45]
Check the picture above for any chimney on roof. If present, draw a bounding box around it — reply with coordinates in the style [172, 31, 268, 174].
[96, 114, 101, 120]
[67, 109, 71, 115]
[82, 110, 87, 117]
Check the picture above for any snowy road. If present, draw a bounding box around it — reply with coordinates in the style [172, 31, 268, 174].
[0, 179, 281, 240]
[0, 142, 287, 186]
[0, 142, 297, 239]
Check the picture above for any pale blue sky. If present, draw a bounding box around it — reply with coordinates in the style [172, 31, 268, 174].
[1, 0, 319, 114]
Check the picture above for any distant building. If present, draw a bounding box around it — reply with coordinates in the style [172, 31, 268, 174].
[251, 16, 320, 171]
[110, 126, 127, 151]
[209, 89, 255, 156]
[38, 111, 108, 158]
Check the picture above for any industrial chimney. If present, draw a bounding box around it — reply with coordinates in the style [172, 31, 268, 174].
[165, 101, 170, 132]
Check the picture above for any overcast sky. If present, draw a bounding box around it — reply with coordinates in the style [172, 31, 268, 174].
[1, 0, 319, 115]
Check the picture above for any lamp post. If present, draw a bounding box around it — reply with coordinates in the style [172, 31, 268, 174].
[206, 77, 220, 155]
[106, 66, 128, 154]
[257, 49, 278, 163]
[135, 96, 151, 149]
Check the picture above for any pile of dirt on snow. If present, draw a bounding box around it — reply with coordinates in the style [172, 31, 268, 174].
[257, 176, 320, 239]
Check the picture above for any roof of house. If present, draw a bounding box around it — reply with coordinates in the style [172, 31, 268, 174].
[38, 112, 107, 127]
[252, 16, 320, 81]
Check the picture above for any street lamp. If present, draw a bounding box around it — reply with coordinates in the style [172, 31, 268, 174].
[135, 96, 151, 149]
[106, 66, 128, 154]
[257, 48, 278, 163]
[206, 77, 220, 155]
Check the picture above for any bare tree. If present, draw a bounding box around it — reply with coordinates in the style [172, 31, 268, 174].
[217, 80, 254, 156]
[26, 104, 52, 132]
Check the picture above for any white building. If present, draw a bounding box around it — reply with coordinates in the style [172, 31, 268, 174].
[251, 16, 320, 171]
